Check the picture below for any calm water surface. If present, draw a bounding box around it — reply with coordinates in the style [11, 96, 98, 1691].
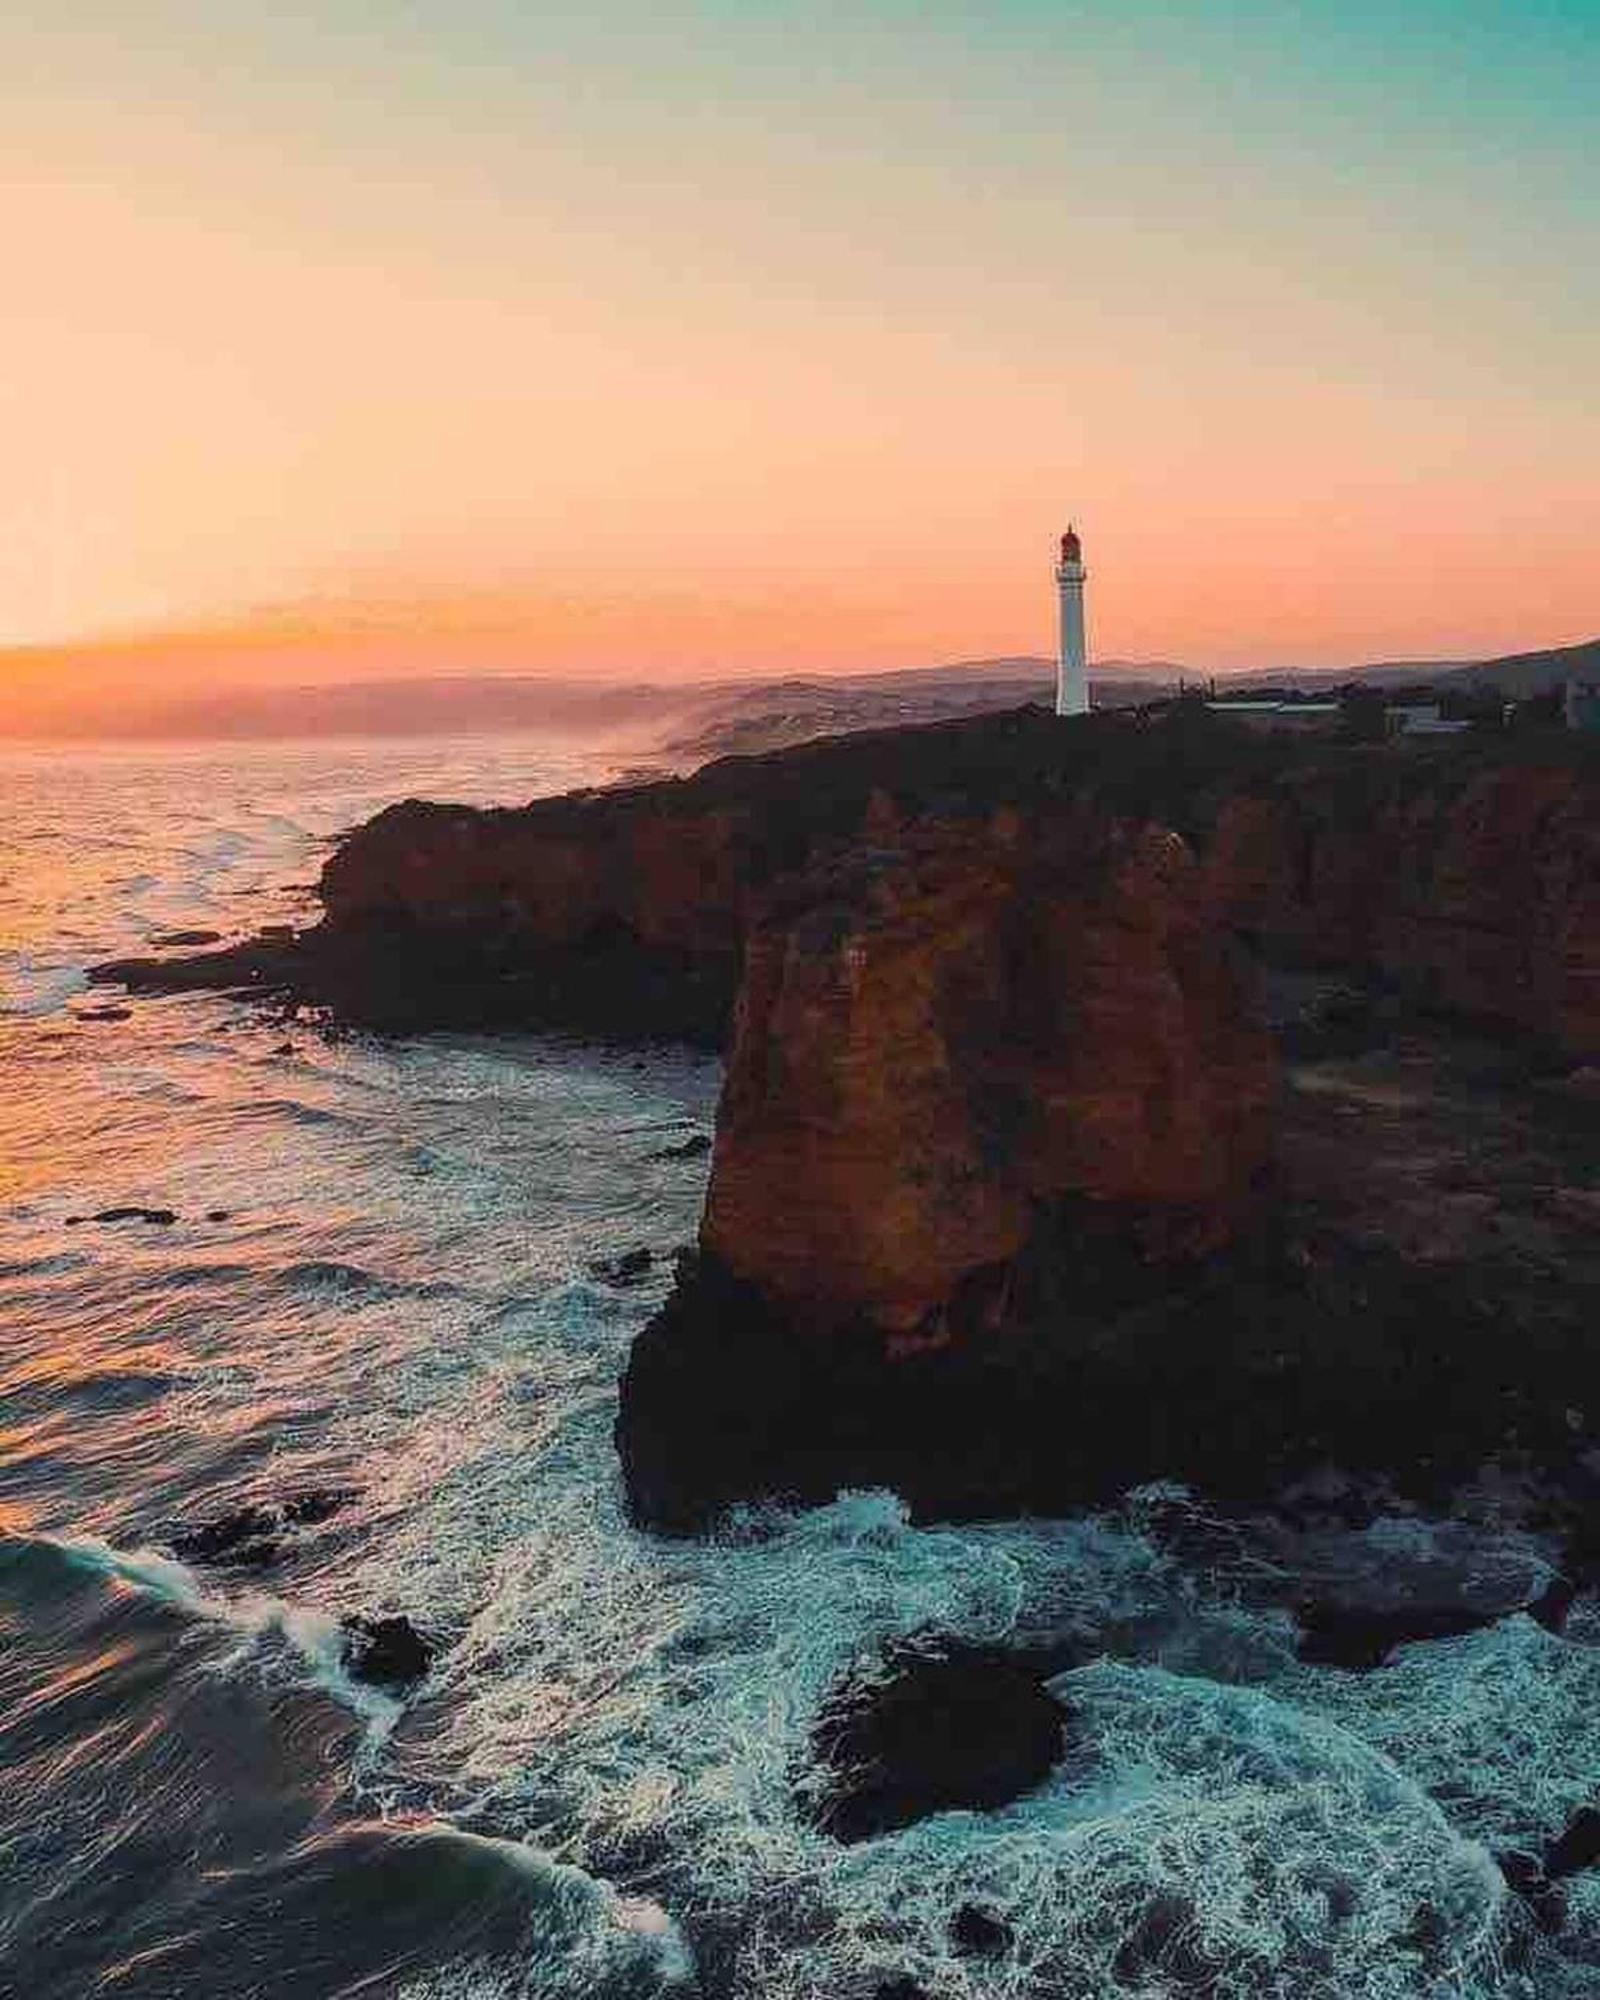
[1, 734, 1597, 1999]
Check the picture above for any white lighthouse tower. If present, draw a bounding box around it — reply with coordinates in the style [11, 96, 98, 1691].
[1055, 524, 1089, 717]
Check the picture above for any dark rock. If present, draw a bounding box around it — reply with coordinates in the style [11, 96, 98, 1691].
[1546, 1806, 1600, 1882]
[271, 1042, 297, 1057]
[170, 1504, 283, 1568]
[341, 1613, 433, 1688]
[651, 1133, 712, 1161]
[150, 929, 223, 949]
[1529, 1572, 1578, 1636]
[75, 1005, 132, 1022]
[1496, 1849, 1567, 1935]
[589, 1248, 655, 1287]
[1297, 1600, 1505, 1671]
[92, 1206, 178, 1226]
[205, 1209, 231, 1223]
[1497, 1849, 1546, 1898]
[168, 1488, 355, 1569]
[805, 1637, 1067, 1843]
[1397, 1899, 1449, 1964]
[618, 1232, 1600, 1536]
[89, 937, 297, 997]
[1297, 1569, 1576, 1670]
[282, 1487, 357, 1527]
[950, 1905, 1011, 1956]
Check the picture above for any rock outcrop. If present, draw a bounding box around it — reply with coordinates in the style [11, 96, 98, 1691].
[803, 1637, 1070, 1841]
[313, 791, 753, 1039]
[85, 707, 1600, 1534]
[613, 794, 1280, 1527]
[92, 708, 1600, 1061]
[1204, 751, 1600, 1057]
[703, 810, 1275, 1337]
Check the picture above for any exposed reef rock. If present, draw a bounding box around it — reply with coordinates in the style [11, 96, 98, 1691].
[588, 1247, 656, 1288]
[803, 1637, 1069, 1842]
[149, 927, 223, 949]
[1498, 1804, 1600, 1936]
[67, 1206, 178, 1227]
[341, 1613, 434, 1688]
[1294, 1571, 1575, 1670]
[166, 1489, 356, 1571]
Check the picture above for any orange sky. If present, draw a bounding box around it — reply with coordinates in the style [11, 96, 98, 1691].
[2, 3, 1595, 710]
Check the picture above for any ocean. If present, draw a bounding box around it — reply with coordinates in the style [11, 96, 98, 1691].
[1, 733, 1596, 1999]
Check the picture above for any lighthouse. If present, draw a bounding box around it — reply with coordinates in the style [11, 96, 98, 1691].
[1055, 525, 1089, 717]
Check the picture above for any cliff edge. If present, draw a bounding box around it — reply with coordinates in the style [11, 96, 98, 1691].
[89, 707, 1600, 1535]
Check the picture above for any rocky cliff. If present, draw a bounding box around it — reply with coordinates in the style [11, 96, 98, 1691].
[1203, 752, 1600, 1056]
[618, 729, 1600, 1532]
[89, 708, 1600, 1534]
[302, 712, 1600, 1067]
[703, 809, 1275, 1339]
[96, 706, 1600, 1059]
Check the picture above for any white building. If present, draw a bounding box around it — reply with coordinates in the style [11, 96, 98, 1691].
[1055, 525, 1089, 716]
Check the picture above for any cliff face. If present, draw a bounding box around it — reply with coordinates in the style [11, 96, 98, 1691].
[320, 795, 750, 959]
[1204, 760, 1600, 1056]
[84, 707, 1600, 1531]
[704, 810, 1275, 1337]
[616, 741, 1600, 1534]
[310, 793, 754, 1037]
[104, 707, 1597, 1058]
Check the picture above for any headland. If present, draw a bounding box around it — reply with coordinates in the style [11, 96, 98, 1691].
[93, 704, 1600, 1552]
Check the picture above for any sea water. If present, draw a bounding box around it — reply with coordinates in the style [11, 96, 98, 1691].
[0, 733, 1596, 1999]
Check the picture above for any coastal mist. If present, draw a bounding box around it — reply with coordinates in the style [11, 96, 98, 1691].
[4, 732, 1600, 2000]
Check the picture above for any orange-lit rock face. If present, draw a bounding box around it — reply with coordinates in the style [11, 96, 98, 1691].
[1204, 763, 1600, 1057]
[320, 796, 750, 960]
[703, 814, 1277, 1334]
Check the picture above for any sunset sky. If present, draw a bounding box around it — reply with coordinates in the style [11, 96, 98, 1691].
[4, 1, 1596, 697]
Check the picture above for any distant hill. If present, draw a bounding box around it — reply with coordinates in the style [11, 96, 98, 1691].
[0, 673, 698, 743]
[1428, 635, 1600, 699]
[1215, 638, 1600, 698]
[1, 636, 1590, 749]
[656, 658, 1184, 762]
[667, 640, 1600, 762]
[0, 655, 1181, 748]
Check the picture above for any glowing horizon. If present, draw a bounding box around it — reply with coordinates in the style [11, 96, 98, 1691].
[4, 1, 1595, 702]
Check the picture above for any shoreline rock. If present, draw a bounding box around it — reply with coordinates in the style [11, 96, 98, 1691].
[68, 1206, 179, 1227]
[803, 1637, 1069, 1842]
[341, 1613, 433, 1688]
[81, 707, 1600, 1537]
[88, 709, 1600, 1064]
[166, 1488, 356, 1570]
